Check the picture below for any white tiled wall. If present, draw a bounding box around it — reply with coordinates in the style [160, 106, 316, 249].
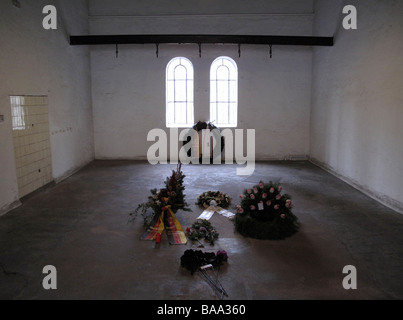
[10, 95, 53, 198]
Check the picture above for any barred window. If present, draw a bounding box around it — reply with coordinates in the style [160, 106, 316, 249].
[166, 57, 194, 127]
[210, 56, 238, 127]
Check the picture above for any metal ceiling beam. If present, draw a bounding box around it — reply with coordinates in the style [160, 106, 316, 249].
[69, 34, 333, 46]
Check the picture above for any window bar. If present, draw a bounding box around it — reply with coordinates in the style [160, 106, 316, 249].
[226, 59, 231, 125]
[173, 63, 177, 125]
[184, 59, 188, 124]
[215, 65, 220, 125]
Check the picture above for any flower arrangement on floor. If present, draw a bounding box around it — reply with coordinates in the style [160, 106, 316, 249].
[180, 249, 229, 298]
[186, 220, 219, 245]
[129, 163, 191, 245]
[180, 249, 228, 275]
[182, 121, 225, 161]
[129, 163, 190, 228]
[196, 191, 232, 209]
[234, 181, 299, 240]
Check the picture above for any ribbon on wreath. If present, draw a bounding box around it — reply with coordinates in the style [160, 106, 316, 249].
[197, 200, 235, 220]
[141, 200, 187, 245]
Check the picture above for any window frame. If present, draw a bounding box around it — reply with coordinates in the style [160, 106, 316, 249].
[209, 56, 238, 128]
[166, 57, 194, 128]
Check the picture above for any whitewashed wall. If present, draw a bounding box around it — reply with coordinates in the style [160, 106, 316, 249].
[2, 0, 401, 216]
[311, 0, 403, 213]
[0, 0, 93, 215]
[89, 0, 314, 161]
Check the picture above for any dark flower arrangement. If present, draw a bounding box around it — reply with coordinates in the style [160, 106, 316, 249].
[234, 181, 299, 240]
[183, 121, 225, 161]
[129, 163, 191, 229]
[186, 220, 219, 245]
[180, 249, 228, 275]
[196, 191, 232, 209]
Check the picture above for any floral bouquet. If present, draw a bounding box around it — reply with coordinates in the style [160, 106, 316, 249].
[180, 249, 229, 298]
[180, 249, 228, 275]
[196, 191, 232, 209]
[129, 163, 191, 229]
[234, 181, 299, 240]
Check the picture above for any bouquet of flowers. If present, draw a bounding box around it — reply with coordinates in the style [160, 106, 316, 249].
[180, 249, 228, 275]
[180, 249, 229, 299]
[196, 191, 232, 209]
[234, 181, 299, 240]
[129, 163, 191, 229]
[183, 121, 225, 161]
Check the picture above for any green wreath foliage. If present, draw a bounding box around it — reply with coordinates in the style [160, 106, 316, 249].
[196, 190, 232, 209]
[234, 181, 299, 240]
[186, 219, 219, 245]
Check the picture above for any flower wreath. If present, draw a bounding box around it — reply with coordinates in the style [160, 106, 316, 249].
[186, 219, 219, 245]
[234, 181, 299, 240]
[196, 191, 232, 209]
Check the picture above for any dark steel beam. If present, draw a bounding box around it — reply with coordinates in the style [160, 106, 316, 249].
[69, 34, 333, 46]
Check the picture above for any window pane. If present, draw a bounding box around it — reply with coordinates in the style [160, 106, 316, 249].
[217, 80, 229, 102]
[167, 102, 175, 125]
[175, 102, 185, 124]
[175, 80, 187, 102]
[217, 102, 229, 124]
[174, 65, 187, 81]
[166, 81, 175, 103]
[210, 84, 216, 104]
[210, 102, 217, 123]
[216, 65, 229, 80]
[167, 59, 180, 79]
[229, 103, 237, 124]
[187, 82, 194, 103]
[229, 81, 237, 102]
[181, 59, 194, 80]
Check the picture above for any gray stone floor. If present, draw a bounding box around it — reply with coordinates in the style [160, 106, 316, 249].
[1, 160, 402, 300]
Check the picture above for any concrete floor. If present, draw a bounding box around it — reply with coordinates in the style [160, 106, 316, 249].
[1, 160, 402, 300]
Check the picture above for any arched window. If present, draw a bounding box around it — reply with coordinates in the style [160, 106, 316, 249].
[166, 57, 194, 127]
[210, 56, 238, 127]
